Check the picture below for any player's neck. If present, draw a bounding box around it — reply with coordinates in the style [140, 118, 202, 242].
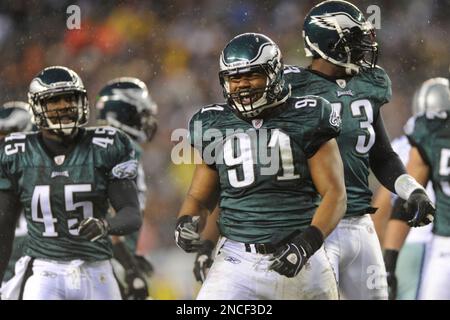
[42, 129, 79, 145]
[42, 130, 80, 156]
[310, 59, 348, 78]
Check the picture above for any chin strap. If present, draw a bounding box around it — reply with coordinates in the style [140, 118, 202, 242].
[242, 85, 292, 119]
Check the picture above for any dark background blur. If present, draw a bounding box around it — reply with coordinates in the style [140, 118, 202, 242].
[1, 0, 449, 298]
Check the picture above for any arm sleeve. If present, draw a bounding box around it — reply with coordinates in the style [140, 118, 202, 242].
[0, 190, 22, 283]
[302, 97, 341, 158]
[369, 115, 406, 193]
[106, 177, 142, 236]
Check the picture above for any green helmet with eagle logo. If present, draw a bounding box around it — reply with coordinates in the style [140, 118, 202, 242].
[303, 0, 378, 74]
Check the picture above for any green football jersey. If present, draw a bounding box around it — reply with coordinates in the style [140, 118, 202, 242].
[189, 96, 341, 243]
[0, 127, 137, 261]
[406, 112, 450, 236]
[285, 65, 392, 217]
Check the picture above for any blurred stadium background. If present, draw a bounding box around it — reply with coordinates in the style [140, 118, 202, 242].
[0, 0, 449, 299]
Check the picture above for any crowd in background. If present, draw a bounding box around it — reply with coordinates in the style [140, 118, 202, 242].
[0, 0, 449, 298]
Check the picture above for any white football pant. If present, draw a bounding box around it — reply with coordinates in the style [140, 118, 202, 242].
[22, 258, 121, 300]
[324, 214, 388, 300]
[419, 235, 450, 299]
[197, 237, 338, 300]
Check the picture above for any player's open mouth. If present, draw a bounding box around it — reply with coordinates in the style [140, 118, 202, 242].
[236, 90, 260, 105]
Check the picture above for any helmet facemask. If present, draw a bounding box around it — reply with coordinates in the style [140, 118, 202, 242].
[332, 23, 378, 71]
[220, 57, 286, 119]
[303, 1, 379, 75]
[31, 90, 88, 137]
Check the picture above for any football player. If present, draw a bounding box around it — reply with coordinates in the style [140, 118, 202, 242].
[96, 77, 158, 300]
[0, 101, 33, 285]
[381, 77, 450, 299]
[175, 33, 346, 299]
[283, 0, 435, 299]
[0, 66, 142, 300]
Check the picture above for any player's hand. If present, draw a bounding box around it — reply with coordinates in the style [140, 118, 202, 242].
[405, 189, 435, 227]
[71, 217, 109, 242]
[125, 268, 149, 300]
[269, 227, 323, 278]
[384, 249, 399, 300]
[193, 240, 215, 283]
[134, 255, 154, 277]
[174, 215, 203, 253]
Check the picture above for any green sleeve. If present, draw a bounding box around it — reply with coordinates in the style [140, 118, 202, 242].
[105, 129, 139, 181]
[300, 96, 342, 158]
[372, 66, 392, 105]
[0, 141, 16, 192]
[188, 105, 224, 162]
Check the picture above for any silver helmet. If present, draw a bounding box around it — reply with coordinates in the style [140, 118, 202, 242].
[412, 77, 450, 116]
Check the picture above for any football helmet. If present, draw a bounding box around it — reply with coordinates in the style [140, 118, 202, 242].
[412, 77, 450, 115]
[28, 66, 89, 136]
[219, 33, 288, 119]
[96, 77, 158, 143]
[303, 0, 378, 74]
[0, 101, 33, 135]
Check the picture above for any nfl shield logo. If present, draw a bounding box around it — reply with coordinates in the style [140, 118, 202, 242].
[336, 79, 346, 88]
[54, 155, 65, 166]
[252, 119, 263, 129]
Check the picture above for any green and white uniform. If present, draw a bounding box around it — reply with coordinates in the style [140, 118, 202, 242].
[0, 127, 137, 300]
[190, 96, 341, 299]
[285, 65, 391, 299]
[407, 112, 450, 299]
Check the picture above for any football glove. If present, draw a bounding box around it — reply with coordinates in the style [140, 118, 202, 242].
[124, 268, 149, 300]
[405, 189, 435, 227]
[193, 240, 215, 283]
[71, 217, 109, 242]
[174, 215, 203, 253]
[134, 255, 154, 277]
[269, 226, 323, 278]
[384, 249, 399, 300]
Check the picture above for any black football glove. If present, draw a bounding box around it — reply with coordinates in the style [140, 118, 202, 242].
[134, 255, 154, 277]
[269, 226, 323, 278]
[174, 215, 203, 253]
[124, 268, 149, 300]
[405, 189, 435, 227]
[71, 217, 109, 242]
[193, 240, 215, 283]
[384, 249, 399, 300]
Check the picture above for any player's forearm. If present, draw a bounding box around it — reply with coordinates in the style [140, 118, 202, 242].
[177, 194, 213, 233]
[106, 206, 142, 235]
[383, 219, 411, 251]
[200, 207, 221, 243]
[112, 240, 140, 271]
[177, 163, 220, 233]
[108, 179, 142, 235]
[0, 191, 21, 282]
[0, 227, 15, 283]
[370, 116, 407, 193]
[311, 188, 346, 237]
